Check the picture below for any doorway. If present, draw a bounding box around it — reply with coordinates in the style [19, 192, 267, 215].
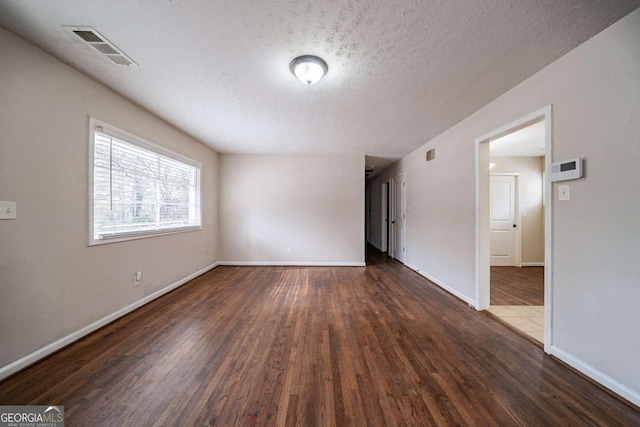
[475, 106, 553, 352]
[488, 132, 544, 343]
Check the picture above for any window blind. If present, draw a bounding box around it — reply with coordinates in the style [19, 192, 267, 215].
[92, 127, 201, 241]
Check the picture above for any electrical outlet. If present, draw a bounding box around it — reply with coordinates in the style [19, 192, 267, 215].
[134, 270, 143, 286]
[287, 247, 293, 254]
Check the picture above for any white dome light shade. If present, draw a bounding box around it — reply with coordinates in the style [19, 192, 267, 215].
[290, 55, 328, 85]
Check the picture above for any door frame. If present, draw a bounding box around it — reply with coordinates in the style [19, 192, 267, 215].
[381, 181, 389, 253]
[490, 172, 522, 267]
[475, 105, 553, 353]
[390, 173, 407, 262]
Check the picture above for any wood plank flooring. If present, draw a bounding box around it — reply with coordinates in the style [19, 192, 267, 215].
[1, 249, 638, 426]
[491, 266, 544, 306]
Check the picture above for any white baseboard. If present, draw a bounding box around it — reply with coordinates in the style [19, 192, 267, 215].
[550, 345, 640, 407]
[521, 262, 545, 267]
[219, 261, 366, 267]
[404, 263, 477, 308]
[0, 261, 220, 381]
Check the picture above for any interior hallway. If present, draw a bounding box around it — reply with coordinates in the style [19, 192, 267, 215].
[0, 249, 637, 425]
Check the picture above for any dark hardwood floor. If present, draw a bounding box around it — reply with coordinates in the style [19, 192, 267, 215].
[1, 249, 637, 426]
[491, 266, 544, 306]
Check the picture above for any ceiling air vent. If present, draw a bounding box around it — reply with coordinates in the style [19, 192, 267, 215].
[64, 26, 137, 66]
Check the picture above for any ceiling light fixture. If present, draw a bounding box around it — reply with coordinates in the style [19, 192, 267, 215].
[290, 55, 328, 85]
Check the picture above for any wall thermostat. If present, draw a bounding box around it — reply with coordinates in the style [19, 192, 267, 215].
[549, 158, 583, 182]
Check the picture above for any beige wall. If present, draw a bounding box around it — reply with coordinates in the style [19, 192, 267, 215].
[0, 28, 219, 370]
[368, 9, 640, 399]
[219, 154, 365, 264]
[491, 157, 545, 264]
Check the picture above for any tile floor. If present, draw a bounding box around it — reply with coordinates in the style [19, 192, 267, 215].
[488, 305, 544, 343]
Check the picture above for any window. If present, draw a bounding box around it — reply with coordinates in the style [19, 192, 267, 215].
[89, 118, 201, 245]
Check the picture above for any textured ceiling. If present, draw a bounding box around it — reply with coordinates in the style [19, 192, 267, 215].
[1, 1, 638, 165]
[490, 120, 546, 158]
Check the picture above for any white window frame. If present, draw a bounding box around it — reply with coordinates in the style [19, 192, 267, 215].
[88, 117, 202, 246]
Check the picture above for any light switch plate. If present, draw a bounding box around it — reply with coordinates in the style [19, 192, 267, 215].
[0, 201, 17, 219]
[558, 185, 570, 201]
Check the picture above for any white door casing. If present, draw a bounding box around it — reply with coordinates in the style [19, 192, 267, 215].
[490, 175, 517, 266]
[381, 182, 389, 253]
[391, 174, 406, 262]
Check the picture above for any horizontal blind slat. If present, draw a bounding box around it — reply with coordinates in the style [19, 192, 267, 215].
[93, 127, 201, 241]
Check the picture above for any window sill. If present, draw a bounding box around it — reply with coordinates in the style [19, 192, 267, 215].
[88, 226, 202, 246]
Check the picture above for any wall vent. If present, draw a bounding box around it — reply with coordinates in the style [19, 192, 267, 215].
[63, 26, 137, 66]
[426, 148, 436, 161]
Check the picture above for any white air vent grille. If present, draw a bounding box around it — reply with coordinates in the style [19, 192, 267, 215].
[64, 26, 137, 67]
[92, 43, 119, 55]
[73, 30, 103, 43]
[107, 55, 134, 66]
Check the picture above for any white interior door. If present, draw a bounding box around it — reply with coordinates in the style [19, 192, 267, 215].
[392, 174, 406, 262]
[490, 175, 516, 266]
